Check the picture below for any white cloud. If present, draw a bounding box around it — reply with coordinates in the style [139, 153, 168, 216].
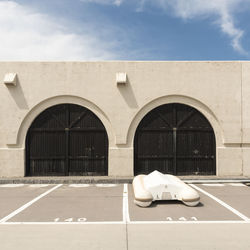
[80, 0, 123, 6]
[137, 0, 250, 55]
[0, 1, 117, 60]
[114, 0, 123, 6]
[80, 0, 250, 55]
[1, 0, 248, 60]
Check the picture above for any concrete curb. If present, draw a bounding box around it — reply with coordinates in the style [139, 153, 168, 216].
[0, 176, 250, 184]
[0, 177, 133, 184]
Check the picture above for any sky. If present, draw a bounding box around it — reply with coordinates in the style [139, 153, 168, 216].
[1, 0, 250, 60]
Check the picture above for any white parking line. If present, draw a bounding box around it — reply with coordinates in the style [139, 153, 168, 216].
[69, 184, 91, 188]
[1, 221, 124, 225]
[201, 183, 247, 187]
[68, 184, 118, 188]
[29, 184, 49, 188]
[2, 220, 250, 225]
[0, 184, 25, 188]
[190, 184, 250, 221]
[128, 220, 250, 224]
[95, 184, 118, 187]
[0, 184, 62, 223]
[123, 184, 130, 223]
[228, 183, 246, 187]
[202, 184, 225, 187]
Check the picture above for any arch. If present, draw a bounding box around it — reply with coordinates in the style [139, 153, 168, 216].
[25, 103, 109, 176]
[10, 95, 114, 148]
[127, 95, 223, 148]
[134, 102, 217, 175]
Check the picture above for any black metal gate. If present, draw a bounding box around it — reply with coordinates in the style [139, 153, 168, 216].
[26, 104, 108, 176]
[134, 103, 216, 175]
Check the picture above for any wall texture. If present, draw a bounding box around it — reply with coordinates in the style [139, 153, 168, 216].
[0, 61, 248, 177]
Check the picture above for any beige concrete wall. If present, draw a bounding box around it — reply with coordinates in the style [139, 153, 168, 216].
[242, 148, 250, 176]
[0, 149, 24, 177]
[109, 148, 133, 176]
[0, 61, 248, 177]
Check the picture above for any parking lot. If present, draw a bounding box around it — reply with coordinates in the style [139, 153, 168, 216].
[0, 183, 250, 249]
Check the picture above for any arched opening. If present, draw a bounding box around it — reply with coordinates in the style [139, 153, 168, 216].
[134, 103, 216, 176]
[26, 104, 108, 176]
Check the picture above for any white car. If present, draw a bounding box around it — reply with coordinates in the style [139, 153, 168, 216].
[132, 170, 200, 207]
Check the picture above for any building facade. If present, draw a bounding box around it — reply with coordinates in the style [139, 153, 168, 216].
[0, 61, 249, 177]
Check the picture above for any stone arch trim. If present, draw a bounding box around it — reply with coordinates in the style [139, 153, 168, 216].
[10, 95, 114, 147]
[126, 95, 223, 148]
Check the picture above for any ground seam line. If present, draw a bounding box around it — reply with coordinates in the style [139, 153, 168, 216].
[190, 184, 250, 222]
[0, 184, 62, 223]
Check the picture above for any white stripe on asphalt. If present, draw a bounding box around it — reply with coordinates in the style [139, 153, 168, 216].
[1, 221, 124, 225]
[184, 180, 250, 184]
[68, 184, 119, 188]
[95, 184, 118, 187]
[0, 184, 62, 223]
[0, 184, 24, 188]
[128, 220, 250, 224]
[190, 184, 250, 221]
[1, 220, 250, 225]
[228, 183, 246, 187]
[29, 184, 49, 188]
[69, 184, 91, 188]
[202, 184, 225, 187]
[123, 184, 130, 223]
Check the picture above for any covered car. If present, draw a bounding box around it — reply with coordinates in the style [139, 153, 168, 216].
[132, 170, 200, 207]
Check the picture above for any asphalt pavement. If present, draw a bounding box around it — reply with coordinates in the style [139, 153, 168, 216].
[0, 183, 250, 249]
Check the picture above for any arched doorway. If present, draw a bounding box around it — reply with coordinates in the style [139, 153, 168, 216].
[134, 103, 216, 175]
[26, 104, 108, 176]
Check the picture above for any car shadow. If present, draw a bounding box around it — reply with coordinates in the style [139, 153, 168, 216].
[149, 200, 204, 208]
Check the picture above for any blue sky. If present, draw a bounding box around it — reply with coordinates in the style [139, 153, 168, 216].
[1, 0, 250, 60]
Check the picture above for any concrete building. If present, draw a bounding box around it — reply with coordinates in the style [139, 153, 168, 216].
[0, 61, 249, 178]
